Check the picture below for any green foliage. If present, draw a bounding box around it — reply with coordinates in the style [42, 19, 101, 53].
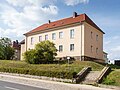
[24, 49, 37, 64]
[102, 70, 120, 86]
[0, 60, 104, 79]
[0, 37, 15, 60]
[24, 40, 57, 64]
[102, 78, 115, 85]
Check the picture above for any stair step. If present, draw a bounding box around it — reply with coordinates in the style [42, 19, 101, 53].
[81, 71, 101, 84]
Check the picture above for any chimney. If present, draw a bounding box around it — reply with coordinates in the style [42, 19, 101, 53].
[48, 20, 51, 24]
[73, 12, 77, 18]
[16, 40, 18, 44]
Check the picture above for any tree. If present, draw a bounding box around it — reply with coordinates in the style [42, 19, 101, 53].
[0, 37, 15, 60]
[24, 40, 57, 64]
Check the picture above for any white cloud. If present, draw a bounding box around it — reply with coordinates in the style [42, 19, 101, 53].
[112, 36, 120, 40]
[111, 46, 120, 52]
[0, 0, 58, 40]
[64, 0, 89, 6]
[6, 0, 56, 7]
[103, 35, 120, 60]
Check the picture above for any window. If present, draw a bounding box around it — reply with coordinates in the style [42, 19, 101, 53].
[52, 33, 56, 40]
[39, 36, 42, 42]
[91, 46, 93, 53]
[96, 35, 98, 41]
[59, 32, 63, 39]
[31, 37, 34, 45]
[91, 32, 93, 39]
[70, 29, 74, 39]
[59, 45, 63, 52]
[96, 48, 98, 54]
[15, 50, 18, 53]
[45, 34, 48, 40]
[70, 44, 74, 51]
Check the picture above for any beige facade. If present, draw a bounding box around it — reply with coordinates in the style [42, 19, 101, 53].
[83, 22, 103, 60]
[20, 44, 25, 60]
[21, 13, 104, 61]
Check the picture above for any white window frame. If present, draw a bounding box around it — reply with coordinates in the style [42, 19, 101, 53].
[59, 32, 63, 39]
[52, 33, 56, 40]
[45, 34, 48, 40]
[70, 29, 74, 39]
[39, 36, 42, 42]
[59, 45, 63, 52]
[70, 44, 74, 51]
[31, 37, 34, 45]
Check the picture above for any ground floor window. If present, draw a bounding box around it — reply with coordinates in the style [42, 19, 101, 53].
[59, 45, 63, 52]
[70, 44, 74, 51]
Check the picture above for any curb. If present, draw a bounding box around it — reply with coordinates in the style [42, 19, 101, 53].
[0, 73, 114, 90]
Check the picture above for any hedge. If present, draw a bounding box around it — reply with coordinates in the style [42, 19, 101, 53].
[0, 67, 73, 79]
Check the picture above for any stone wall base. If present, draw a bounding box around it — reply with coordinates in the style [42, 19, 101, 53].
[56, 56, 105, 64]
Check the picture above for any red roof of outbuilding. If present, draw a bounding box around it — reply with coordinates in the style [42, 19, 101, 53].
[24, 13, 104, 35]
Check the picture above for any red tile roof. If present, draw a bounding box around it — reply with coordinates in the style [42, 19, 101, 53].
[24, 13, 105, 35]
[20, 39, 25, 44]
[12, 41, 21, 50]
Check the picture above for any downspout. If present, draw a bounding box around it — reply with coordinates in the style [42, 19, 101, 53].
[25, 36, 27, 51]
[80, 22, 83, 61]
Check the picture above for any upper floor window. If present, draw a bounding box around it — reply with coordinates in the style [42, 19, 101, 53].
[59, 45, 63, 52]
[91, 46, 93, 53]
[70, 29, 74, 39]
[45, 34, 48, 40]
[96, 35, 98, 41]
[52, 33, 56, 40]
[59, 32, 63, 39]
[70, 44, 74, 51]
[91, 32, 93, 39]
[39, 36, 42, 42]
[31, 37, 34, 45]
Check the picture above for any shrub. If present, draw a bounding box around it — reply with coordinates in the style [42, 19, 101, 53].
[0, 67, 72, 79]
[24, 40, 57, 64]
[24, 49, 38, 64]
[0, 37, 15, 60]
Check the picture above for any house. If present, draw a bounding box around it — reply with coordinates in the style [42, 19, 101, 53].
[114, 60, 120, 66]
[103, 52, 108, 63]
[20, 39, 25, 60]
[12, 40, 21, 60]
[21, 12, 105, 62]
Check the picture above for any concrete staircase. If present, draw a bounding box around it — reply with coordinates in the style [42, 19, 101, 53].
[75, 66, 111, 84]
[81, 71, 101, 84]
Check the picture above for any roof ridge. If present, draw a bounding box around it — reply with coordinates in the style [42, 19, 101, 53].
[24, 13, 104, 35]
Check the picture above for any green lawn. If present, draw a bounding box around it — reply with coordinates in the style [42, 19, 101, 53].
[0, 60, 104, 79]
[102, 69, 120, 86]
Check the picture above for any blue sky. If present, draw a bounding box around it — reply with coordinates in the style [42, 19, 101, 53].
[0, 0, 120, 61]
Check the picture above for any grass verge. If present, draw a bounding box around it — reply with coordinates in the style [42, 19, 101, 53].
[0, 60, 104, 79]
[102, 69, 120, 86]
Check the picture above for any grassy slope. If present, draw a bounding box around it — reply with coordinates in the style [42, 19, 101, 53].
[102, 69, 120, 86]
[1, 60, 120, 86]
[0, 60, 104, 72]
[0, 60, 104, 79]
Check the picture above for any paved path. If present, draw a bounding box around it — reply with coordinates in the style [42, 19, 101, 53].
[0, 80, 47, 90]
[0, 73, 114, 90]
